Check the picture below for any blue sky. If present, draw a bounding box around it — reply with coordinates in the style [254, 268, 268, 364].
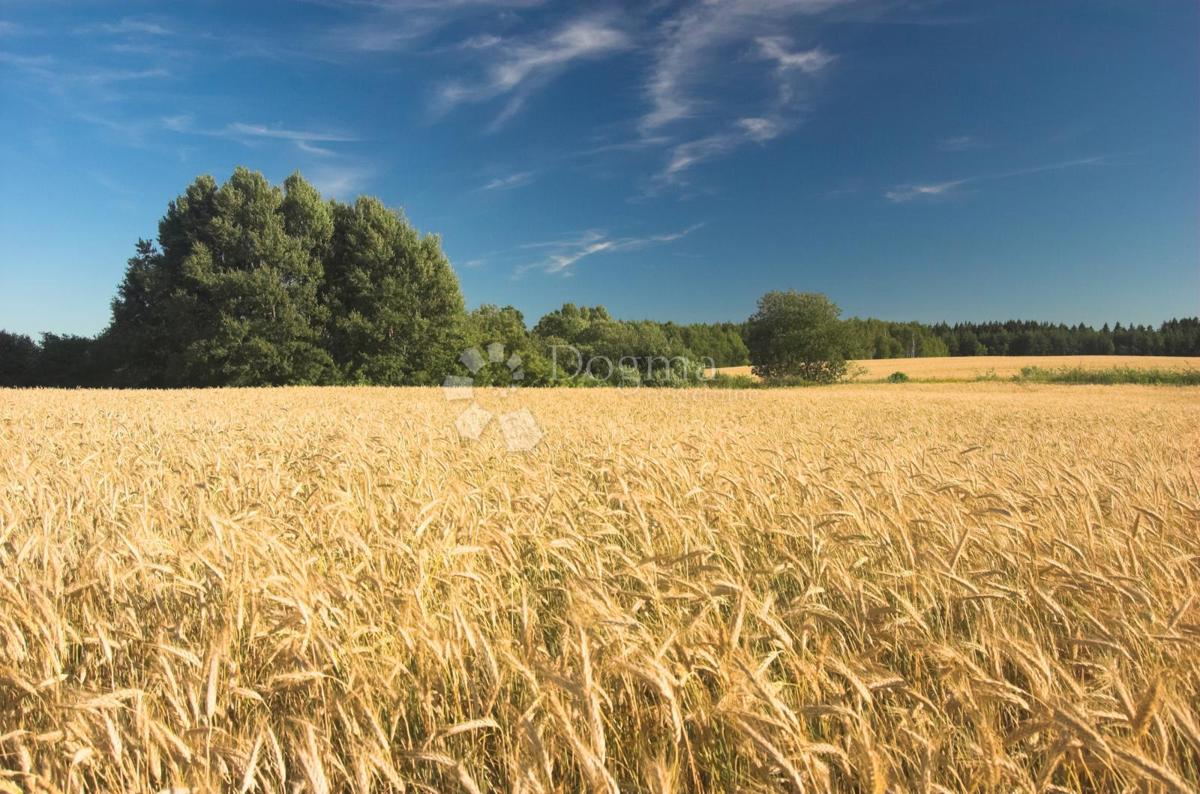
[1, 0, 1196, 337]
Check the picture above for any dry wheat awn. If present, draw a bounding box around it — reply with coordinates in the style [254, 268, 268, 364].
[0, 383, 1197, 792]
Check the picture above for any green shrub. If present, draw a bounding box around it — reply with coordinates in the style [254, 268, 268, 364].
[704, 374, 758, 389]
[761, 374, 821, 388]
[886, 371, 910, 383]
[616, 364, 641, 388]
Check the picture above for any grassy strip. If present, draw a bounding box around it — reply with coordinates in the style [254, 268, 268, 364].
[638, 364, 1200, 389]
[705, 366, 1200, 387]
[1011, 365, 1200, 385]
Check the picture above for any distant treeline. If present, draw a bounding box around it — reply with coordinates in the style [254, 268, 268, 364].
[9, 314, 1199, 388]
[0, 307, 750, 388]
[0, 167, 1196, 389]
[844, 317, 1200, 359]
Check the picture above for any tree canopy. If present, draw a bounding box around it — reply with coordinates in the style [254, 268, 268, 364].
[746, 291, 850, 382]
[104, 168, 465, 387]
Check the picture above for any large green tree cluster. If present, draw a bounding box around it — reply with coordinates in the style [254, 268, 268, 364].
[105, 168, 464, 387]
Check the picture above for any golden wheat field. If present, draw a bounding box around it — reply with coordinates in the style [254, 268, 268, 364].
[2, 385, 1199, 793]
[714, 355, 1200, 381]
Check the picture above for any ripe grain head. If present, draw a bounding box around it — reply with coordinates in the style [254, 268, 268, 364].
[0, 383, 1197, 791]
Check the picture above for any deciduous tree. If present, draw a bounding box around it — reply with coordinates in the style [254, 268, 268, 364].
[746, 291, 849, 382]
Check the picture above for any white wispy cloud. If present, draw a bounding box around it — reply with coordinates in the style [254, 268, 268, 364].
[161, 114, 191, 132]
[938, 134, 985, 151]
[78, 67, 170, 84]
[0, 50, 172, 111]
[296, 140, 336, 156]
[223, 122, 358, 143]
[636, 3, 841, 189]
[68, 111, 169, 147]
[640, 0, 843, 133]
[0, 51, 51, 69]
[460, 33, 503, 50]
[518, 223, 704, 275]
[757, 36, 834, 73]
[317, 0, 544, 10]
[884, 180, 967, 202]
[324, 0, 545, 52]
[0, 21, 20, 37]
[330, 21, 440, 52]
[540, 232, 614, 274]
[757, 36, 834, 105]
[436, 17, 630, 126]
[659, 117, 784, 185]
[164, 117, 359, 155]
[479, 171, 534, 191]
[886, 155, 1109, 202]
[75, 18, 173, 37]
[307, 165, 372, 199]
[163, 115, 370, 197]
[88, 169, 134, 195]
[1, 51, 169, 85]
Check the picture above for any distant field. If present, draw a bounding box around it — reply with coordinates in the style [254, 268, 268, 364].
[2, 385, 1199, 791]
[715, 354, 1200, 381]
